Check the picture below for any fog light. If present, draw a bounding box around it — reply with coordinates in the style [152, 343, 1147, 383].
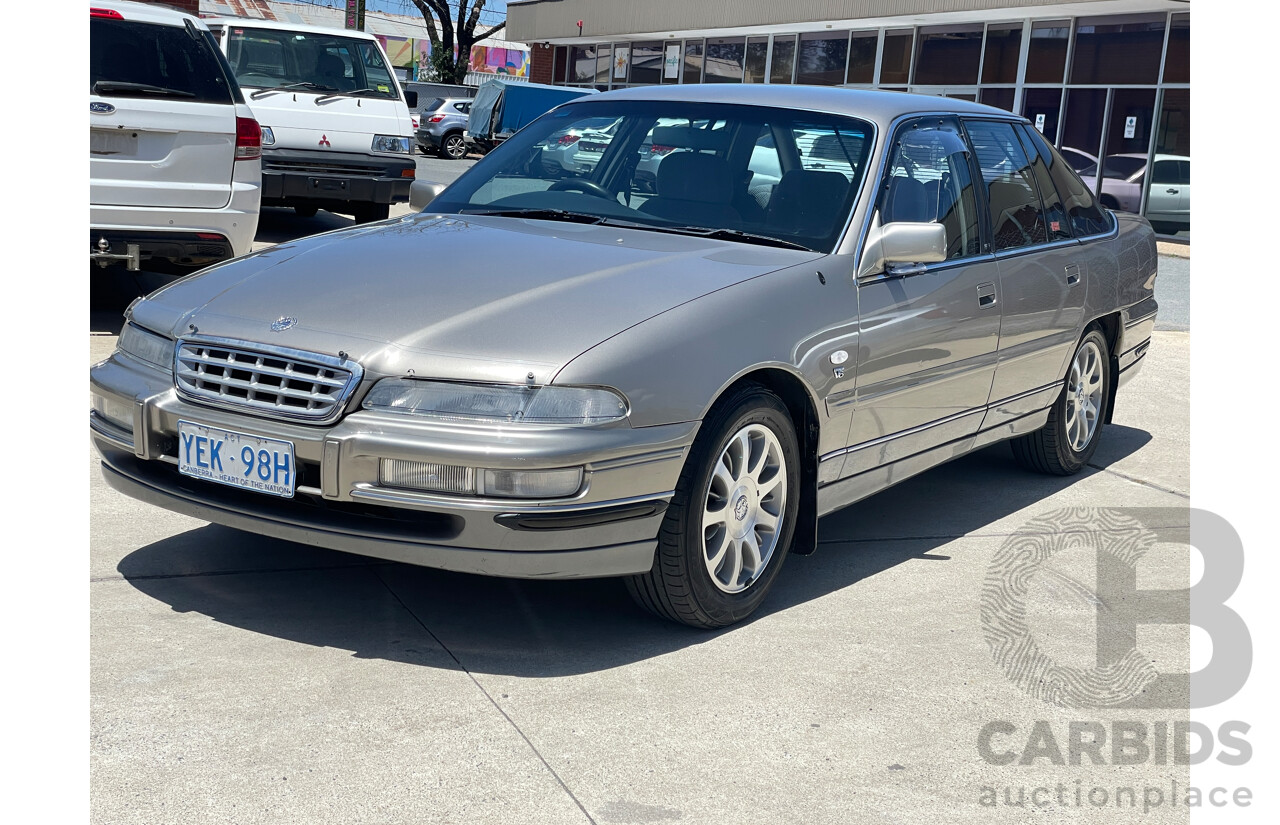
[92, 393, 134, 432]
[481, 467, 583, 499]
[380, 459, 474, 494]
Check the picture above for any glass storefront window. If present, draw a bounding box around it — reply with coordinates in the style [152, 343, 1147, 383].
[553, 46, 568, 84]
[1164, 13, 1189, 84]
[982, 24, 1022, 84]
[1103, 88, 1157, 159]
[1149, 88, 1190, 235]
[683, 40, 704, 84]
[705, 37, 746, 83]
[660, 41, 681, 84]
[629, 42, 662, 85]
[570, 45, 597, 83]
[846, 32, 876, 84]
[1023, 88, 1063, 143]
[980, 87, 1015, 112]
[1070, 14, 1166, 85]
[596, 44, 612, 85]
[914, 24, 983, 85]
[1060, 88, 1107, 169]
[797, 31, 849, 85]
[1026, 21, 1069, 83]
[880, 29, 913, 85]
[745, 36, 769, 83]
[771, 35, 796, 84]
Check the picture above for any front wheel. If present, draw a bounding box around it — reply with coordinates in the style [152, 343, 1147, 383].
[1011, 328, 1110, 475]
[627, 384, 800, 628]
[442, 133, 467, 160]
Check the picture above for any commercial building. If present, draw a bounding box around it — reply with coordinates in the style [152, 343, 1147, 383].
[512, 0, 1190, 234]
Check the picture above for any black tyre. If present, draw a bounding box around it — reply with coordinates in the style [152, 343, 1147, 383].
[627, 384, 800, 629]
[351, 203, 390, 223]
[1011, 328, 1110, 475]
[294, 205, 319, 218]
[442, 132, 467, 160]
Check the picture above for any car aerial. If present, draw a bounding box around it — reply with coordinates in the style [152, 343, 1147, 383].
[90, 85, 1158, 629]
[416, 97, 473, 159]
[90, 1, 261, 283]
[1078, 153, 1191, 235]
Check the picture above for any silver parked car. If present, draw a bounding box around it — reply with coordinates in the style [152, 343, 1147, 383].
[90, 86, 1158, 629]
[415, 97, 472, 159]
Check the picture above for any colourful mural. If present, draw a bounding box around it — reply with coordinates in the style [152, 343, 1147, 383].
[469, 45, 529, 77]
[373, 34, 415, 68]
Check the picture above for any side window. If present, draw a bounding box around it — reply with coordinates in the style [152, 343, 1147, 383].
[358, 42, 394, 92]
[1152, 159, 1190, 186]
[1016, 124, 1072, 241]
[965, 120, 1048, 251]
[878, 117, 981, 259]
[1027, 128, 1112, 236]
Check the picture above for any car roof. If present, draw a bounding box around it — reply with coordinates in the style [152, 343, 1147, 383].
[203, 15, 380, 41]
[92, 0, 207, 28]
[589, 84, 1021, 125]
[1111, 152, 1190, 162]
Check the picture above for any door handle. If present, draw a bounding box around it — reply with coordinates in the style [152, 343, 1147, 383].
[977, 282, 997, 308]
[1166, 188, 1179, 194]
[1064, 264, 1081, 286]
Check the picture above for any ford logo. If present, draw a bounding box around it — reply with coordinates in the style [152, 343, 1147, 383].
[270, 316, 298, 332]
[90, 101, 116, 115]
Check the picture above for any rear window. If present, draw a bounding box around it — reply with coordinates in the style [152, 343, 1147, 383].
[90, 18, 236, 104]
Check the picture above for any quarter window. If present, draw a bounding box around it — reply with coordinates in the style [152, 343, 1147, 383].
[878, 117, 981, 259]
[965, 120, 1048, 251]
[1015, 124, 1072, 242]
[1024, 126, 1112, 236]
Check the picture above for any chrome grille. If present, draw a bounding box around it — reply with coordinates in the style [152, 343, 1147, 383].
[174, 338, 360, 424]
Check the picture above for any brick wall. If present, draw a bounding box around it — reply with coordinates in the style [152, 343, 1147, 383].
[529, 43, 554, 85]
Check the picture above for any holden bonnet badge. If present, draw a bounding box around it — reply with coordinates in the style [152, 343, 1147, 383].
[270, 316, 298, 332]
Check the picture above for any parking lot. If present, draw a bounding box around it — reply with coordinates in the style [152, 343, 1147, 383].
[90, 164, 1192, 821]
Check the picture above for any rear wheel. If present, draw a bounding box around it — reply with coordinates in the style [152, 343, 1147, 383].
[627, 384, 800, 629]
[1011, 328, 1110, 475]
[442, 133, 467, 160]
[351, 203, 390, 223]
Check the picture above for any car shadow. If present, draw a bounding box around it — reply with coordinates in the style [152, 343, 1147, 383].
[252, 206, 356, 246]
[116, 427, 1165, 677]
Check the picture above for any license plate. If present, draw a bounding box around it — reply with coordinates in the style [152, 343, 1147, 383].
[90, 129, 138, 158]
[310, 177, 348, 192]
[178, 420, 295, 498]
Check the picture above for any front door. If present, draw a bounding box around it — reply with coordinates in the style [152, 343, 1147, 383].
[842, 116, 1000, 478]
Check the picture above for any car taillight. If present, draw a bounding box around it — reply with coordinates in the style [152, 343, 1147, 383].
[428, 114, 446, 123]
[557, 134, 580, 146]
[411, 116, 419, 129]
[90, 7, 123, 17]
[650, 144, 676, 156]
[235, 116, 261, 161]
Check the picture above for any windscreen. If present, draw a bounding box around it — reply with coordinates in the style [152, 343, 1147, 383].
[431, 100, 875, 253]
[226, 27, 398, 99]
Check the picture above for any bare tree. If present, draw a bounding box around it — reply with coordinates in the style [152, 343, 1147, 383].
[410, 0, 506, 84]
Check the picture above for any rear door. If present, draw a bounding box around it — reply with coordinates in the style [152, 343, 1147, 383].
[1146, 158, 1190, 224]
[90, 11, 240, 209]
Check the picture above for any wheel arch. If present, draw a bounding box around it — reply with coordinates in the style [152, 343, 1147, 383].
[1086, 312, 1122, 424]
[715, 367, 820, 557]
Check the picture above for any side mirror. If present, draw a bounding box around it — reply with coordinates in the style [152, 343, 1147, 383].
[857, 216, 947, 280]
[410, 180, 447, 211]
[404, 90, 418, 109]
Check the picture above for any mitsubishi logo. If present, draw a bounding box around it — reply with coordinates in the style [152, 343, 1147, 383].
[318, 134, 331, 147]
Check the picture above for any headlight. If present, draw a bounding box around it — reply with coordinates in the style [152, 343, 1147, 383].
[260, 126, 276, 146]
[118, 323, 173, 371]
[371, 134, 411, 153]
[362, 379, 628, 425]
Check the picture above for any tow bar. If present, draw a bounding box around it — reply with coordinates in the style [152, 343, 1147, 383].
[90, 237, 140, 271]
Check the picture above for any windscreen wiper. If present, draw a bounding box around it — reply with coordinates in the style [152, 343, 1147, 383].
[457, 207, 606, 225]
[92, 81, 195, 98]
[315, 88, 387, 104]
[250, 82, 336, 100]
[605, 221, 813, 251]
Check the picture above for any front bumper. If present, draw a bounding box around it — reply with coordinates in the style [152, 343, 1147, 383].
[261, 148, 414, 207]
[90, 352, 697, 579]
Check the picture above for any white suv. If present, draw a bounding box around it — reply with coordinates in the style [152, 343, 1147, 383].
[90, 1, 261, 279]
